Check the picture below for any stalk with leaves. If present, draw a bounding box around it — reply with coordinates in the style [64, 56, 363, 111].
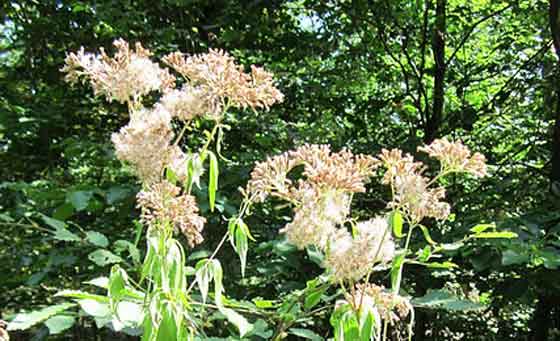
[8, 39, 283, 340]
[240, 139, 514, 340]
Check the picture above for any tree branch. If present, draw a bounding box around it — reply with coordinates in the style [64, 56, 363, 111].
[447, 4, 513, 66]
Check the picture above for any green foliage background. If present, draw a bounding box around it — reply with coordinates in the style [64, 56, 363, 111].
[1, 0, 560, 340]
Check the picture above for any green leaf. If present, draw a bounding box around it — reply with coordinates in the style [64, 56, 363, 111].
[470, 223, 495, 234]
[358, 306, 379, 341]
[195, 259, 212, 304]
[45, 315, 75, 334]
[40, 214, 66, 230]
[51, 225, 82, 242]
[115, 301, 144, 327]
[187, 153, 204, 189]
[66, 190, 94, 211]
[474, 231, 518, 239]
[419, 225, 436, 245]
[88, 249, 123, 266]
[238, 218, 255, 241]
[502, 250, 529, 266]
[86, 231, 109, 247]
[108, 266, 127, 306]
[40, 214, 81, 242]
[235, 223, 249, 277]
[55, 290, 109, 302]
[288, 328, 322, 340]
[53, 203, 75, 221]
[84, 277, 109, 289]
[390, 253, 406, 290]
[390, 211, 404, 238]
[7, 303, 76, 331]
[208, 151, 219, 212]
[306, 246, 324, 266]
[212, 259, 252, 336]
[304, 284, 328, 310]
[165, 166, 178, 185]
[166, 240, 186, 293]
[419, 246, 431, 262]
[425, 261, 458, 269]
[187, 249, 211, 262]
[412, 289, 484, 312]
[341, 311, 360, 340]
[253, 300, 275, 308]
[106, 186, 133, 205]
[156, 305, 178, 341]
[77, 299, 111, 317]
[440, 242, 464, 251]
[113, 240, 141, 264]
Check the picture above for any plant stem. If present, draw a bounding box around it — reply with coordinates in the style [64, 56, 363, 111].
[185, 230, 229, 295]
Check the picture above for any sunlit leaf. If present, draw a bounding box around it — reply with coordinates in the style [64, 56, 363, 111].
[88, 249, 123, 266]
[208, 151, 219, 212]
[390, 211, 404, 238]
[7, 303, 75, 331]
[45, 315, 75, 334]
[86, 231, 109, 247]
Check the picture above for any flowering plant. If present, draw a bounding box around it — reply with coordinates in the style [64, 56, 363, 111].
[7, 39, 515, 341]
[7, 39, 283, 340]
[237, 139, 500, 340]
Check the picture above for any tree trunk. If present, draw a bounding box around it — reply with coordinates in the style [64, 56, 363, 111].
[425, 0, 446, 143]
[551, 0, 560, 190]
[529, 2, 560, 340]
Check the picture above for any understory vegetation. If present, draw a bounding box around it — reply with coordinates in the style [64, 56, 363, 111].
[1, 1, 560, 340]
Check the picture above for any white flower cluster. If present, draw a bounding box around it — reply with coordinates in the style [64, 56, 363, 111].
[245, 144, 393, 281]
[380, 140, 488, 224]
[62, 39, 284, 245]
[325, 218, 395, 281]
[62, 39, 174, 104]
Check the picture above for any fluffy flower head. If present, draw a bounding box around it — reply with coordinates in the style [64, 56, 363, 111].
[62, 39, 174, 103]
[418, 138, 487, 177]
[324, 217, 395, 281]
[137, 181, 205, 247]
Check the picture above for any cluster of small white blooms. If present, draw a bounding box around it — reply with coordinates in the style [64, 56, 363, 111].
[163, 49, 284, 114]
[357, 218, 396, 264]
[167, 146, 189, 182]
[418, 138, 488, 177]
[392, 172, 450, 223]
[324, 217, 395, 281]
[137, 181, 205, 247]
[111, 107, 175, 182]
[292, 144, 380, 193]
[249, 65, 286, 109]
[345, 284, 412, 323]
[379, 148, 451, 224]
[62, 39, 174, 104]
[159, 85, 214, 121]
[63, 39, 284, 247]
[280, 186, 351, 249]
[245, 144, 379, 203]
[246, 145, 390, 281]
[245, 152, 299, 203]
[378, 139, 488, 224]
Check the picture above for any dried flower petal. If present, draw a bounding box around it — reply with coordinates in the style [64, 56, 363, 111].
[111, 107, 175, 182]
[346, 283, 412, 323]
[418, 138, 487, 177]
[137, 181, 205, 247]
[62, 39, 175, 103]
[163, 49, 283, 114]
[379, 148, 450, 223]
[324, 217, 395, 281]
